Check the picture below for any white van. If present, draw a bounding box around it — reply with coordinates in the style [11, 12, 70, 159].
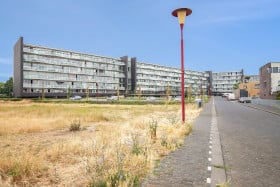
[227, 93, 235, 101]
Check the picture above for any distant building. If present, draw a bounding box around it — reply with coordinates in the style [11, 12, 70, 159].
[13, 37, 210, 98]
[238, 75, 260, 97]
[259, 62, 280, 99]
[208, 70, 244, 95]
[136, 62, 209, 96]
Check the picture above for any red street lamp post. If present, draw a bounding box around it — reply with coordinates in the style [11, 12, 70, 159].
[172, 8, 192, 123]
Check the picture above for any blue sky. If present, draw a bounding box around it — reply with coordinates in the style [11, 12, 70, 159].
[1, 0, 280, 82]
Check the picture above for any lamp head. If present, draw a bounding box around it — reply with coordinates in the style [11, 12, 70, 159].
[172, 8, 192, 25]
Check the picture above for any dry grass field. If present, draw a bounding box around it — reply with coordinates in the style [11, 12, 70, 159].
[0, 100, 201, 186]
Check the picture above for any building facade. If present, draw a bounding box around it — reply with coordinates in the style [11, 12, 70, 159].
[209, 70, 244, 95]
[259, 62, 280, 99]
[136, 62, 209, 96]
[239, 75, 260, 97]
[14, 37, 210, 98]
[14, 37, 137, 98]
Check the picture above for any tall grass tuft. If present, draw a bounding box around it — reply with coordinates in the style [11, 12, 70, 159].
[69, 119, 81, 131]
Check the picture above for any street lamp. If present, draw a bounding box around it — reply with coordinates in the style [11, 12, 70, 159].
[172, 8, 192, 123]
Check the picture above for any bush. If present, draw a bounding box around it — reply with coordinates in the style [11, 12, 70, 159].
[276, 92, 280, 100]
[69, 120, 81, 131]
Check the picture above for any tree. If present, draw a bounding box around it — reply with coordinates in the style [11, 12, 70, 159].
[137, 85, 142, 100]
[1, 77, 13, 97]
[0, 82, 4, 95]
[67, 87, 71, 100]
[166, 85, 171, 101]
[86, 87, 89, 100]
[233, 82, 241, 90]
[41, 88, 45, 100]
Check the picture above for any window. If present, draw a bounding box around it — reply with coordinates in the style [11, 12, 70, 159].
[267, 68, 272, 73]
[272, 67, 278, 73]
[254, 84, 260, 89]
[263, 81, 267, 88]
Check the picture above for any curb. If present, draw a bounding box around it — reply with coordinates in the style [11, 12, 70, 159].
[242, 104, 280, 116]
[210, 98, 226, 187]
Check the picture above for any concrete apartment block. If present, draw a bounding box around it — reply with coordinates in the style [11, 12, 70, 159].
[13, 37, 211, 98]
[209, 70, 244, 95]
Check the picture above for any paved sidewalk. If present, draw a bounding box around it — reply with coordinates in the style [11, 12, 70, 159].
[142, 100, 213, 187]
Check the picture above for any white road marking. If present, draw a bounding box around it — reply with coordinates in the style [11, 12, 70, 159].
[207, 178, 211, 184]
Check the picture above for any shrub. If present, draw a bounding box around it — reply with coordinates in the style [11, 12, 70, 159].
[276, 92, 280, 100]
[149, 119, 158, 140]
[69, 120, 81, 131]
[131, 133, 143, 155]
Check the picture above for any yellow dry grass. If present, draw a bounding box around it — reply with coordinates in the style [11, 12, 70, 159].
[0, 100, 201, 186]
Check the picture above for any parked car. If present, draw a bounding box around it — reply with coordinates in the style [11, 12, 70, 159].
[107, 96, 118, 101]
[239, 97, 252, 103]
[146, 96, 156, 101]
[173, 96, 181, 102]
[70, 95, 82, 100]
[222, 93, 230, 98]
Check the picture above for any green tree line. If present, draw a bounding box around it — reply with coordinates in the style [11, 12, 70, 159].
[0, 77, 13, 97]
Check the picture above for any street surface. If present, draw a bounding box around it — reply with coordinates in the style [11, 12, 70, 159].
[215, 97, 280, 186]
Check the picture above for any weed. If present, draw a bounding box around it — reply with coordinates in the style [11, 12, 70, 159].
[149, 118, 158, 140]
[184, 124, 193, 136]
[69, 119, 81, 131]
[213, 165, 229, 171]
[131, 133, 143, 155]
[0, 156, 48, 184]
[109, 150, 126, 187]
[166, 112, 179, 125]
[89, 180, 107, 187]
[160, 135, 168, 147]
[216, 180, 231, 187]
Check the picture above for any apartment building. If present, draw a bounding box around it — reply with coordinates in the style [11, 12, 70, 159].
[209, 70, 244, 95]
[14, 37, 136, 98]
[136, 62, 209, 96]
[13, 37, 212, 98]
[259, 62, 280, 99]
[236, 75, 260, 98]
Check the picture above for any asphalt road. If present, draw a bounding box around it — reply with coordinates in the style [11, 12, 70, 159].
[215, 97, 280, 186]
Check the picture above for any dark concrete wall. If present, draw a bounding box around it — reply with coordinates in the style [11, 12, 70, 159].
[131, 57, 137, 92]
[120, 56, 128, 93]
[13, 37, 23, 98]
